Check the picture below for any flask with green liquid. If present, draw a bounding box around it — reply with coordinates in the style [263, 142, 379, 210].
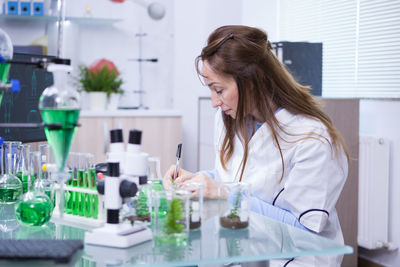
[0, 142, 23, 203]
[14, 191, 53, 227]
[38, 63, 80, 217]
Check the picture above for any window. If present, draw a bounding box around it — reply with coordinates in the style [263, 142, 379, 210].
[279, 0, 400, 98]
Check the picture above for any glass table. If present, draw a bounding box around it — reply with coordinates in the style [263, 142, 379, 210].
[0, 200, 353, 266]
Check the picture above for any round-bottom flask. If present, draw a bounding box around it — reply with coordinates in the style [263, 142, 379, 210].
[0, 173, 23, 204]
[14, 191, 53, 227]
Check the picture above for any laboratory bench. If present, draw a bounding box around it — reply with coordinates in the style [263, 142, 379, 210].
[0, 199, 353, 266]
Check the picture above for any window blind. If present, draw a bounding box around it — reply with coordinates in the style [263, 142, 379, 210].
[278, 0, 400, 98]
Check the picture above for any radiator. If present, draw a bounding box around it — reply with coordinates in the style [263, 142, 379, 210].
[358, 136, 392, 250]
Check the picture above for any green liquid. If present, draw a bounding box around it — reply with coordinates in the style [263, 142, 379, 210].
[1, 63, 10, 105]
[91, 194, 98, 219]
[15, 194, 53, 226]
[0, 185, 22, 203]
[147, 180, 168, 217]
[88, 168, 96, 188]
[0, 62, 10, 83]
[65, 180, 73, 214]
[40, 108, 80, 171]
[71, 180, 78, 215]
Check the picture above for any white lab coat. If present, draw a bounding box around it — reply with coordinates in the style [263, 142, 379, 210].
[213, 108, 348, 267]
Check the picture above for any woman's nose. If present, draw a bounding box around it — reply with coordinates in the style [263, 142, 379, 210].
[211, 94, 222, 108]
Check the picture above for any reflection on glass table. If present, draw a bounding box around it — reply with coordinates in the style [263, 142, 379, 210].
[0, 200, 352, 266]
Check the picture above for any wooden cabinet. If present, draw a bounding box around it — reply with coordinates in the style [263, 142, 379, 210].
[70, 110, 182, 174]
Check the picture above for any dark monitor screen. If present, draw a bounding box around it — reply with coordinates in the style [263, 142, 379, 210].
[0, 52, 54, 142]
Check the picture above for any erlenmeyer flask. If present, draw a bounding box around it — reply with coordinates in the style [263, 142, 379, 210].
[0, 142, 22, 203]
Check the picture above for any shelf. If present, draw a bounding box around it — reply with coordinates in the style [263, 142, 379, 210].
[0, 14, 122, 25]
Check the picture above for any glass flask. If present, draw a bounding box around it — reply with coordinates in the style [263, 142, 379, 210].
[0, 142, 23, 203]
[14, 191, 53, 227]
[39, 63, 80, 216]
[38, 64, 80, 172]
[14, 151, 54, 227]
[218, 182, 250, 230]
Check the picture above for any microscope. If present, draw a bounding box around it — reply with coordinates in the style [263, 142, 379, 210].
[84, 161, 152, 248]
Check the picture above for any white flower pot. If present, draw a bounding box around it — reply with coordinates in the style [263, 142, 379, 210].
[107, 93, 120, 110]
[88, 92, 107, 111]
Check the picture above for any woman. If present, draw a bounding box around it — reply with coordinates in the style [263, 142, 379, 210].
[164, 25, 349, 266]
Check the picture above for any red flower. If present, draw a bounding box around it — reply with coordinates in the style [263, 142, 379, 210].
[88, 59, 119, 75]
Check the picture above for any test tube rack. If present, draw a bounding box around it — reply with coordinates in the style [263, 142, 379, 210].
[52, 184, 105, 227]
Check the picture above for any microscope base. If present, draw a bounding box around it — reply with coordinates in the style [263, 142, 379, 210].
[85, 223, 152, 248]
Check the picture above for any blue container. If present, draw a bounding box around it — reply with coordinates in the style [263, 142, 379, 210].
[6, 1, 18, 15]
[32, 1, 43, 16]
[20, 1, 31, 16]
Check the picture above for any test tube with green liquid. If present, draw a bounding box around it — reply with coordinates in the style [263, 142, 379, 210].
[87, 154, 98, 219]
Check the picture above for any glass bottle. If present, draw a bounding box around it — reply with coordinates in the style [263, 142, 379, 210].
[0, 142, 23, 203]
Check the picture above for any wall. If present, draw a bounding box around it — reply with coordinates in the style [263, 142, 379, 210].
[172, 0, 243, 172]
[358, 99, 400, 267]
[1, 0, 174, 110]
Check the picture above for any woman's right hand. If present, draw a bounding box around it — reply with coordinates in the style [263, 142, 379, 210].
[162, 165, 193, 190]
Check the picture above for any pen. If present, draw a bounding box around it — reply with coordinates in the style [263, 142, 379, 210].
[173, 143, 182, 182]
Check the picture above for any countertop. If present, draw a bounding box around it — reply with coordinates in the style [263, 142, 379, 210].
[80, 109, 182, 117]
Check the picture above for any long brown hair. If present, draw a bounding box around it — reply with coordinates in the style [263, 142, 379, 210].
[195, 25, 349, 182]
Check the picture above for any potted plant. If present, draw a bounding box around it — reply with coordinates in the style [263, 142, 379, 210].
[77, 59, 123, 111]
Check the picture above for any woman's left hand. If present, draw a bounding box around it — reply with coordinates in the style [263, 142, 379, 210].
[175, 173, 220, 199]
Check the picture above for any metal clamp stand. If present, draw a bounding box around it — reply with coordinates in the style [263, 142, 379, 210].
[128, 30, 158, 109]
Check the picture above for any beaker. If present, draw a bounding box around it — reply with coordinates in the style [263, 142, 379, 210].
[153, 189, 190, 245]
[218, 182, 250, 230]
[175, 182, 204, 230]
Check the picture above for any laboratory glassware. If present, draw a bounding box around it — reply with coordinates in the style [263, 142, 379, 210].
[218, 182, 250, 230]
[0, 142, 23, 203]
[14, 151, 53, 227]
[175, 182, 203, 230]
[39, 63, 80, 217]
[15, 144, 31, 193]
[153, 189, 190, 245]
